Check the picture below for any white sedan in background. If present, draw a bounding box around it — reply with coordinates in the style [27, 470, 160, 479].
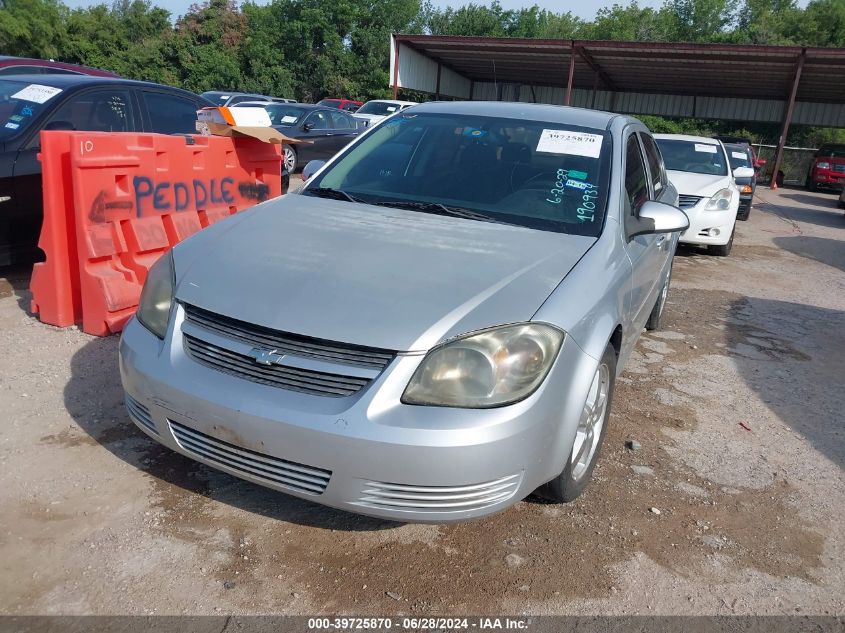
[655, 134, 753, 256]
[352, 99, 416, 127]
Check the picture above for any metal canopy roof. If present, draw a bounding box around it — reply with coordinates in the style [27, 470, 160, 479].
[394, 35, 845, 104]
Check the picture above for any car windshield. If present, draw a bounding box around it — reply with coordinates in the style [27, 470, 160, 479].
[725, 144, 752, 170]
[656, 139, 728, 176]
[357, 101, 401, 116]
[201, 91, 231, 104]
[262, 104, 308, 126]
[818, 145, 845, 158]
[0, 79, 64, 140]
[304, 112, 612, 237]
[318, 99, 340, 107]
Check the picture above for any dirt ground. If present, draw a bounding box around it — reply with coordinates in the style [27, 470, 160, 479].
[0, 186, 843, 617]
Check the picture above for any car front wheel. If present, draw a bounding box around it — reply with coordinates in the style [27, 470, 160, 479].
[535, 343, 617, 503]
[645, 264, 671, 331]
[284, 146, 298, 173]
[709, 223, 735, 257]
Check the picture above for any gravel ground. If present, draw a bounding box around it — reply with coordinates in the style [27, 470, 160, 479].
[0, 186, 843, 616]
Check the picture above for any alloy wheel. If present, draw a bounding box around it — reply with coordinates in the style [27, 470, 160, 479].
[570, 363, 610, 482]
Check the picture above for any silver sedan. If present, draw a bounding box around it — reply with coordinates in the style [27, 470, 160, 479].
[120, 101, 688, 522]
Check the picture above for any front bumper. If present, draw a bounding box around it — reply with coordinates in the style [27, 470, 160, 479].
[119, 307, 599, 523]
[811, 171, 845, 189]
[678, 198, 737, 246]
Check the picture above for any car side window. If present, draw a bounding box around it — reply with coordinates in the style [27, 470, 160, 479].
[27, 89, 134, 149]
[142, 91, 200, 135]
[329, 111, 352, 129]
[625, 134, 649, 214]
[342, 103, 359, 112]
[305, 111, 330, 130]
[639, 133, 666, 196]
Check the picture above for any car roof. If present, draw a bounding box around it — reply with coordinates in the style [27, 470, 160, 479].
[0, 73, 192, 92]
[654, 133, 723, 145]
[406, 101, 619, 129]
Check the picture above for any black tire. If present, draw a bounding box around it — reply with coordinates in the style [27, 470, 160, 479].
[645, 264, 672, 331]
[807, 173, 817, 191]
[776, 170, 785, 187]
[535, 344, 617, 503]
[283, 145, 298, 173]
[709, 224, 734, 257]
[737, 205, 751, 221]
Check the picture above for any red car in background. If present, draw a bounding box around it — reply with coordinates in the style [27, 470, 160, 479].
[316, 98, 363, 113]
[806, 144, 845, 192]
[0, 56, 118, 78]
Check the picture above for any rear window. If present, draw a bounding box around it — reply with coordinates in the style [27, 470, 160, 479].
[357, 102, 401, 116]
[263, 104, 307, 126]
[0, 79, 64, 140]
[307, 111, 612, 237]
[655, 139, 728, 176]
[817, 145, 845, 158]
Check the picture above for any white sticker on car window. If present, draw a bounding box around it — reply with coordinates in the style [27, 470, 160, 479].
[12, 84, 62, 104]
[537, 130, 603, 158]
[731, 151, 748, 160]
[386, 106, 397, 112]
[280, 115, 298, 124]
[694, 143, 718, 154]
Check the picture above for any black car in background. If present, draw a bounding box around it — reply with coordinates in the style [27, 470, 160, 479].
[0, 75, 214, 265]
[246, 103, 361, 172]
[724, 142, 756, 220]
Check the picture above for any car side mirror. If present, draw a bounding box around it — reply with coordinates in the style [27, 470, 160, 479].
[733, 167, 755, 179]
[303, 122, 314, 132]
[302, 160, 326, 182]
[631, 200, 689, 238]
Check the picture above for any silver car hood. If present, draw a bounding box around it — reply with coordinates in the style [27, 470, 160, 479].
[174, 195, 596, 352]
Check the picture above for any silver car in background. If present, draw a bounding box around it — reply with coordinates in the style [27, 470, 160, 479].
[120, 102, 688, 522]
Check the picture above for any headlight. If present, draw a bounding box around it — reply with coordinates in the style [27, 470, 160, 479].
[816, 161, 830, 170]
[137, 252, 175, 339]
[704, 188, 733, 211]
[402, 323, 564, 408]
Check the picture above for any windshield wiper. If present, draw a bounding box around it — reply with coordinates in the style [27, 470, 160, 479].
[304, 187, 363, 203]
[372, 200, 503, 224]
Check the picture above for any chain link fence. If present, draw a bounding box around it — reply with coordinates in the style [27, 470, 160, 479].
[753, 144, 817, 187]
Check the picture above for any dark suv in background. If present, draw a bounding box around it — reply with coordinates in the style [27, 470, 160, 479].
[0, 75, 211, 265]
[806, 144, 845, 192]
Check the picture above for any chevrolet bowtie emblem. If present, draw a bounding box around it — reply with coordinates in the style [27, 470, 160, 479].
[249, 348, 286, 366]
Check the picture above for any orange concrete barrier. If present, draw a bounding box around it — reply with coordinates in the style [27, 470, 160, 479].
[31, 132, 281, 335]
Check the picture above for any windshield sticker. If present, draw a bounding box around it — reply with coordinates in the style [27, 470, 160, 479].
[565, 179, 595, 191]
[21, 105, 33, 117]
[537, 130, 603, 158]
[12, 84, 63, 104]
[463, 128, 487, 138]
[4, 122, 20, 130]
[280, 115, 298, 124]
[9, 115, 23, 122]
[386, 106, 397, 112]
[694, 143, 718, 154]
[731, 151, 748, 160]
[568, 170, 588, 180]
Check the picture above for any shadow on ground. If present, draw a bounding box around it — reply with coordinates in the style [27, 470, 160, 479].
[760, 191, 845, 229]
[63, 335, 397, 532]
[773, 235, 845, 274]
[726, 295, 845, 472]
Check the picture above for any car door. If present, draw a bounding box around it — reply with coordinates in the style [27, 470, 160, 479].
[328, 111, 360, 154]
[622, 131, 665, 330]
[10, 87, 138, 262]
[299, 110, 335, 161]
[139, 89, 205, 135]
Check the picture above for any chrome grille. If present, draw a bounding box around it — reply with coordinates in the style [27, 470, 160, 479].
[125, 393, 157, 435]
[183, 303, 395, 370]
[678, 194, 703, 209]
[184, 334, 370, 397]
[354, 474, 522, 514]
[169, 420, 331, 494]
